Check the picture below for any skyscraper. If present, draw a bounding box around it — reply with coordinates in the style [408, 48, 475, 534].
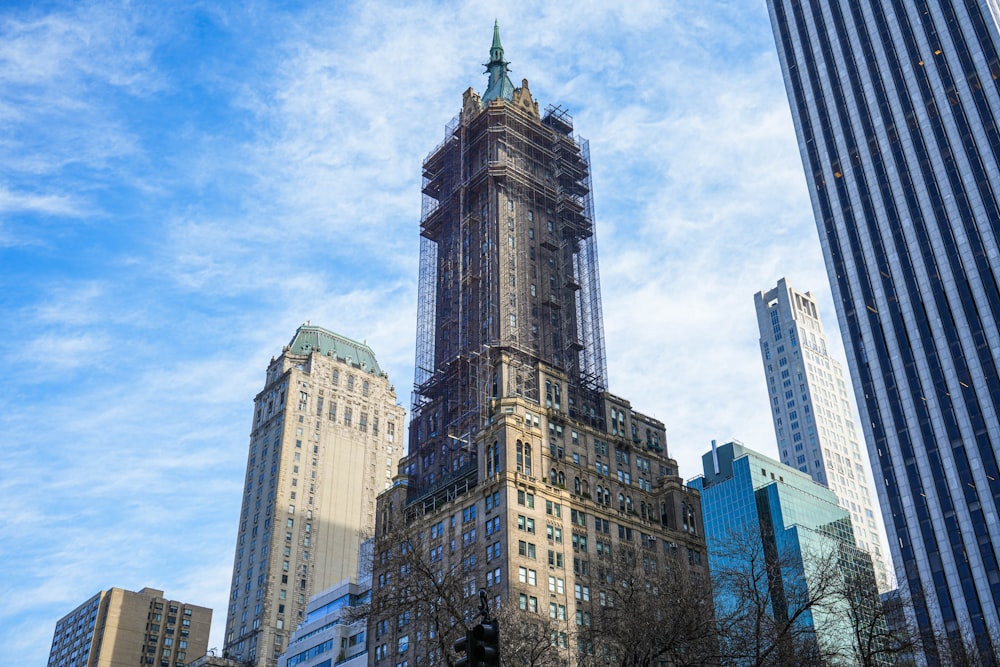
[690, 441, 885, 664]
[223, 325, 404, 667]
[370, 24, 707, 666]
[47, 587, 211, 667]
[754, 277, 892, 592]
[766, 1, 1000, 659]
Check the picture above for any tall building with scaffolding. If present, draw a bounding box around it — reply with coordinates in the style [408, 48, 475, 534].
[370, 24, 707, 667]
[410, 26, 608, 486]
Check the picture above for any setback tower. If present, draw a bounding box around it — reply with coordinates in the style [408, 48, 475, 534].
[370, 24, 707, 667]
[754, 277, 892, 592]
[223, 326, 404, 667]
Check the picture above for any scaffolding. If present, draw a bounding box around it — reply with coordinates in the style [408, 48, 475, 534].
[408, 92, 610, 500]
[574, 138, 609, 391]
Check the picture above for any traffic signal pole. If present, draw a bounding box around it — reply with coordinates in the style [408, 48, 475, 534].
[454, 589, 501, 667]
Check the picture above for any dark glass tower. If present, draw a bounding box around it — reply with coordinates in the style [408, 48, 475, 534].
[766, 0, 1000, 661]
[409, 22, 608, 497]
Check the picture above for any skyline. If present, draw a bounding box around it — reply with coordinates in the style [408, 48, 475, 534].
[2, 2, 861, 665]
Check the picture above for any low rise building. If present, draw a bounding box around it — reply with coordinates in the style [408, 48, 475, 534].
[278, 580, 369, 667]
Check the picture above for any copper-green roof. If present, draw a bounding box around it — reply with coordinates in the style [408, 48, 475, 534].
[482, 20, 515, 104]
[287, 324, 384, 376]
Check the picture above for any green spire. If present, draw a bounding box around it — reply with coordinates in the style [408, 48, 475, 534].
[490, 19, 503, 62]
[482, 19, 514, 104]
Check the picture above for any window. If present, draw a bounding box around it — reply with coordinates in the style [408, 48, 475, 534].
[486, 441, 500, 477]
[517, 490, 535, 508]
[516, 442, 532, 476]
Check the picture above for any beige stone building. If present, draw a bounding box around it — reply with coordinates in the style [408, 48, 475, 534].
[369, 24, 707, 667]
[223, 325, 405, 667]
[47, 586, 211, 667]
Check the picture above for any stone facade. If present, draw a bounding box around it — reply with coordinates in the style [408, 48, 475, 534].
[223, 326, 404, 667]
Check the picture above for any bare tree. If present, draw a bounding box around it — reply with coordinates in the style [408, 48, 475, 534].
[931, 624, 1000, 667]
[578, 543, 717, 667]
[365, 516, 478, 667]
[363, 511, 564, 667]
[709, 530, 844, 667]
[836, 568, 918, 667]
[495, 603, 563, 667]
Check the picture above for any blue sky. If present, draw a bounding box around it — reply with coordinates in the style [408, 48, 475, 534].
[1, 1, 857, 663]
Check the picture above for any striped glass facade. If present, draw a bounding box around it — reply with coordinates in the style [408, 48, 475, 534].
[766, 0, 1000, 661]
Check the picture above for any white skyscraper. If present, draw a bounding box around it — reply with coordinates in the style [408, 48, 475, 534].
[755, 278, 892, 592]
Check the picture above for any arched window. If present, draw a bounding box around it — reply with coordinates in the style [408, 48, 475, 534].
[516, 441, 524, 473]
[604, 488, 610, 505]
[597, 485, 603, 502]
[682, 502, 689, 531]
[625, 496, 633, 513]
[524, 444, 532, 476]
[557, 471, 565, 487]
[362, 380, 369, 397]
[486, 441, 499, 477]
[641, 502, 647, 521]
[347, 375, 355, 391]
[618, 493, 626, 512]
[574, 477, 581, 495]
[582, 480, 589, 496]
[550, 469, 558, 485]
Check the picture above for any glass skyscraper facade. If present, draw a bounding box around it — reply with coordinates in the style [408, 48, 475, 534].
[691, 441, 882, 664]
[765, 0, 1000, 660]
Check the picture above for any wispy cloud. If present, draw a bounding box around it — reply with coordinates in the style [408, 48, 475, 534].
[0, 188, 86, 217]
[0, 2, 872, 665]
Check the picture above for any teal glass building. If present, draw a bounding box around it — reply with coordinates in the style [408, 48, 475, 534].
[690, 441, 883, 663]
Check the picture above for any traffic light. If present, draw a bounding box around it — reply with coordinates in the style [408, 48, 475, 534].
[454, 630, 471, 667]
[471, 620, 500, 667]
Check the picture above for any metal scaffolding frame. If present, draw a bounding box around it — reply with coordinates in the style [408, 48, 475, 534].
[408, 93, 609, 499]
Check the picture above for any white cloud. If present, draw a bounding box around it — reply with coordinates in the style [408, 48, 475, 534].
[0, 188, 86, 217]
[0, 2, 880, 664]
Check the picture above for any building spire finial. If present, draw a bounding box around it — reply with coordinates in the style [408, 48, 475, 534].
[490, 19, 503, 60]
[482, 20, 514, 104]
